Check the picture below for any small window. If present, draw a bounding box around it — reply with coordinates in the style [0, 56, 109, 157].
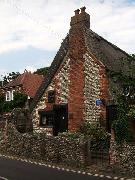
[48, 90, 55, 103]
[40, 111, 54, 127]
[6, 91, 12, 101]
[6, 90, 15, 101]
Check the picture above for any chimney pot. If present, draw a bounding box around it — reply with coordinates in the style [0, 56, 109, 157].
[74, 9, 80, 15]
[80, 6, 86, 13]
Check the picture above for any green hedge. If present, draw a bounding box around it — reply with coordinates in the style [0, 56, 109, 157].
[0, 92, 27, 113]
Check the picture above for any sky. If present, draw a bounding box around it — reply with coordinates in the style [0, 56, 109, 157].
[0, 0, 135, 79]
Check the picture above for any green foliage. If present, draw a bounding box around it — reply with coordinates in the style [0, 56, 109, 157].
[59, 131, 83, 139]
[128, 107, 135, 120]
[0, 92, 27, 113]
[12, 92, 27, 108]
[34, 67, 49, 76]
[79, 122, 110, 140]
[107, 54, 135, 89]
[107, 70, 135, 87]
[106, 55, 135, 144]
[112, 96, 131, 144]
[0, 72, 20, 86]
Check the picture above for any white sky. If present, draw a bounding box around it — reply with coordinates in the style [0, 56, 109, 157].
[0, 0, 135, 78]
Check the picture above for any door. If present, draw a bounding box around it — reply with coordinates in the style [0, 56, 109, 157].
[106, 105, 117, 133]
[53, 104, 68, 136]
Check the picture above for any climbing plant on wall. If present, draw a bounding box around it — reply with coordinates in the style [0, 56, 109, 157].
[108, 54, 135, 144]
[0, 92, 27, 114]
[112, 96, 131, 144]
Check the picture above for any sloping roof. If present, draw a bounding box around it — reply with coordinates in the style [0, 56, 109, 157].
[4, 72, 44, 98]
[30, 35, 69, 111]
[85, 29, 131, 75]
[30, 23, 131, 111]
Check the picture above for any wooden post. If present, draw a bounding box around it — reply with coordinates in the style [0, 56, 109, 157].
[109, 129, 117, 165]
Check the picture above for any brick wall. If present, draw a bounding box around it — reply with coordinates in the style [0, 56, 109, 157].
[68, 21, 86, 131]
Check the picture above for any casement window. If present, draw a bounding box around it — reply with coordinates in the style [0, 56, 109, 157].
[6, 91, 11, 101]
[39, 111, 54, 127]
[6, 90, 15, 101]
[48, 90, 55, 103]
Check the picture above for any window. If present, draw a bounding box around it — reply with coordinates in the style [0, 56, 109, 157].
[39, 111, 54, 127]
[48, 90, 55, 103]
[6, 91, 11, 101]
[6, 90, 15, 101]
[11, 90, 15, 100]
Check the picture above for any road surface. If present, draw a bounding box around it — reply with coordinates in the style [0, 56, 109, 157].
[0, 156, 112, 180]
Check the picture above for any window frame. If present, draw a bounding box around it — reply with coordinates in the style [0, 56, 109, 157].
[6, 91, 12, 101]
[39, 111, 54, 128]
[6, 90, 15, 101]
[48, 90, 56, 103]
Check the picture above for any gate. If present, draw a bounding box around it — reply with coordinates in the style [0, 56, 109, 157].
[86, 139, 110, 166]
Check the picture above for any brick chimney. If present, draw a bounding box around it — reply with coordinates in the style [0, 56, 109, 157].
[70, 7, 90, 29]
[68, 7, 89, 132]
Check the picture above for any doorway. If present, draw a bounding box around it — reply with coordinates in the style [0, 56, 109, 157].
[106, 105, 117, 133]
[53, 104, 68, 136]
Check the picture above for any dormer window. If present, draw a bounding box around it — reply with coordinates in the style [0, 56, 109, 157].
[48, 90, 55, 103]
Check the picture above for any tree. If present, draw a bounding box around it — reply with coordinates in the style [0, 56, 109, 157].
[0, 72, 20, 87]
[34, 67, 49, 76]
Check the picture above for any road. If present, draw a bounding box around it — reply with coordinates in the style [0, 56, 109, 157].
[0, 156, 112, 180]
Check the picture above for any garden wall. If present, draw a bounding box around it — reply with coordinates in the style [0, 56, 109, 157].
[0, 123, 86, 168]
[110, 138, 135, 176]
[116, 143, 135, 176]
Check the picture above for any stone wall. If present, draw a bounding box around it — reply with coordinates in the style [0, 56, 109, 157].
[115, 144, 135, 175]
[32, 55, 70, 133]
[84, 53, 101, 123]
[83, 52, 109, 127]
[110, 133, 135, 177]
[0, 123, 86, 168]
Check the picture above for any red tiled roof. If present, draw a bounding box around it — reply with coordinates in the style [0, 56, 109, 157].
[4, 72, 44, 98]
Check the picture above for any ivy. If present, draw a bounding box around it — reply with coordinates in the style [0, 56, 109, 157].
[107, 69, 135, 87]
[12, 92, 27, 108]
[128, 107, 135, 120]
[112, 96, 132, 144]
[0, 92, 27, 113]
[79, 122, 110, 140]
[106, 54, 135, 144]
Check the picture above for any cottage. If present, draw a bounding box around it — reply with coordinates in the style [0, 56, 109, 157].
[3, 71, 44, 104]
[30, 7, 134, 136]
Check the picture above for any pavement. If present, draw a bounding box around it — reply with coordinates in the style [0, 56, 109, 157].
[0, 155, 134, 180]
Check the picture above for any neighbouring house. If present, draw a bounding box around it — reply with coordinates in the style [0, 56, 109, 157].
[0, 71, 44, 132]
[30, 7, 135, 136]
[3, 70, 44, 105]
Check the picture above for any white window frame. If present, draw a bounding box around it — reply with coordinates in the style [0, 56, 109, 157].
[6, 90, 15, 101]
[6, 91, 11, 101]
[11, 90, 15, 101]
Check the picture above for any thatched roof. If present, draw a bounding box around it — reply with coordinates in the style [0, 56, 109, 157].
[30, 9, 132, 111]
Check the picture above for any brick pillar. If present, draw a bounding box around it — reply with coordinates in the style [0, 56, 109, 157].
[68, 7, 90, 131]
